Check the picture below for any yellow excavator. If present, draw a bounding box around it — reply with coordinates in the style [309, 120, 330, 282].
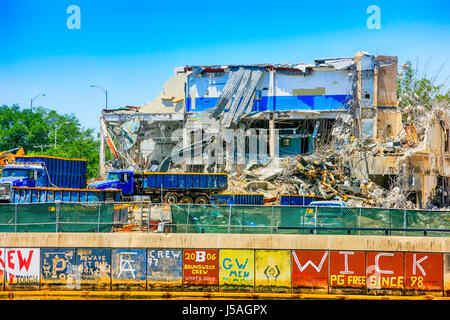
[0, 147, 24, 167]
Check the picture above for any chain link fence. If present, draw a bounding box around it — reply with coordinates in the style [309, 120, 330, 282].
[0, 202, 172, 233]
[0, 202, 449, 236]
[169, 204, 450, 237]
[0, 202, 116, 232]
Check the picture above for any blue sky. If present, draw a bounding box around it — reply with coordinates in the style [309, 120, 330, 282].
[1, 0, 449, 133]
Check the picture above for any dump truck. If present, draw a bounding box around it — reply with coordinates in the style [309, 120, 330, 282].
[11, 186, 122, 204]
[88, 170, 228, 204]
[280, 194, 324, 206]
[0, 155, 88, 202]
[211, 193, 264, 205]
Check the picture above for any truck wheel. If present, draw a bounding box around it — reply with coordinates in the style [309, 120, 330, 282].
[195, 195, 209, 204]
[164, 193, 178, 204]
[179, 195, 194, 204]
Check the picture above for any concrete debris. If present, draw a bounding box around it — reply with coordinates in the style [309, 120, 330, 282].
[221, 102, 449, 209]
[217, 67, 265, 127]
[99, 51, 449, 209]
[140, 72, 186, 114]
[314, 56, 355, 70]
[244, 181, 272, 191]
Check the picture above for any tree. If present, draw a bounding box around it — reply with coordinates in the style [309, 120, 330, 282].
[0, 104, 99, 178]
[397, 61, 449, 123]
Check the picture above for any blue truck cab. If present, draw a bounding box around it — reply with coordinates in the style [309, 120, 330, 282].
[0, 155, 87, 202]
[88, 170, 134, 196]
[89, 170, 228, 204]
[0, 164, 41, 201]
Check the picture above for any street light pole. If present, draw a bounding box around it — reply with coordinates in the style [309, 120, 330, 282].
[31, 93, 46, 109]
[91, 84, 108, 110]
[54, 121, 69, 149]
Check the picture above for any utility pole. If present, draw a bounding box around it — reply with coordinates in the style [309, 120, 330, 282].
[91, 84, 108, 110]
[54, 121, 70, 149]
[31, 93, 46, 108]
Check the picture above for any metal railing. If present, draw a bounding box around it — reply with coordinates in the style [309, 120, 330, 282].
[167, 204, 450, 237]
[0, 202, 117, 233]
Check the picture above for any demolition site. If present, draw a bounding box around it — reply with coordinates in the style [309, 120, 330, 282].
[98, 51, 450, 210]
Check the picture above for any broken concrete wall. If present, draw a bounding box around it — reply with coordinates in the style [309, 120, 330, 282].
[186, 70, 230, 113]
[140, 71, 186, 114]
[376, 109, 403, 139]
[374, 55, 398, 107]
[184, 63, 354, 114]
[101, 111, 183, 172]
[408, 112, 450, 206]
[409, 153, 439, 206]
[354, 52, 375, 110]
[353, 51, 374, 139]
[422, 118, 446, 155]
[273, 68, 353, 111]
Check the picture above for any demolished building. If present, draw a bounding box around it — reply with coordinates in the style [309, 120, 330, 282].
[98, 51, 449, 209]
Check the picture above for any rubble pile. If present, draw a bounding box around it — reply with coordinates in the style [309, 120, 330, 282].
[167, 101, 449, 209]
[222, 109, 437, 208]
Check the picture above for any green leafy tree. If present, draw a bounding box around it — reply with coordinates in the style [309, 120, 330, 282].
[397, 61, 449, 122]
[0, 104, 99, 178]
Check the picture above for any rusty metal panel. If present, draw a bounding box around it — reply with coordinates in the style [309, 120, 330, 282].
[366, 251, 404, 295]
[76, 248, 111, 290]
[404, 252, 443, 295]
[183, 249, 219, 291]
[329, 250, 366, 294]
[41, 248, 76, 290]
[255, 250, 291, 293]
[219, 249, 254, 292]
[5, 248, 40, 290]
[445, 254, 450, 297]
[147, 249, 183, 291]
[292, 250, 329, 293]
[112, 249, 147, 291]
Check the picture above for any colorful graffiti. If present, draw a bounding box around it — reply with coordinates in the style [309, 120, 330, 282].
[329, 251, 366, 294]
[255, 250, 291, 293]
[0, 248, 448, 296]
[219, 249, 254, 292]
[404, 252, 443, 293]
[183, 249, 219, 291]
[41, 248, 76, 290]
[445, 254, 450, 296]
[148, 249, 183, 291]
[112, 248, 147, 291]
[292, 250, 329, 293]
[366, 251, 404, 294]
[77, 248, 111, 290]
[0, 249, 3, 290]
[4, 248, 40, 290]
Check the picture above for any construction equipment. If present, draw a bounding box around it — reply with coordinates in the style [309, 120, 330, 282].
[88, 171, 228, 204]
[0, 147, 24, 166]
[100, 117, 119, 159]
[0, 155, 87, 202]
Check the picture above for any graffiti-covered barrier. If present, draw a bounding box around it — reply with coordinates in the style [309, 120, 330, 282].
[0, 247, 449, 296]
